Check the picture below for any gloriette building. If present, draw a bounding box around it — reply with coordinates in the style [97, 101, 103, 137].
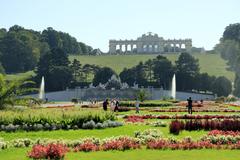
[109, 32, 192, 54]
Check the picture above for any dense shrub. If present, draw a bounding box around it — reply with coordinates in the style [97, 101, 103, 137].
[124, 114, 240, 120]
[0, 110, 120, 132]
[169, 120, 184, 135]
[28, 143, 69, 160]
[0, 120, 122, 132]
[169, 119, 240, 133]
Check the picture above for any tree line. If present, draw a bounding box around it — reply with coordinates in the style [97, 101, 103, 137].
[35, 47, 231, 97]
[0, 25, 98, 74]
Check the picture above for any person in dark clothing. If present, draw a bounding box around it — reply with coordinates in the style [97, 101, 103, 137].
[103, 99, 109, 111]
[114, 99, 119, 112]
[187, 97, 193, 114]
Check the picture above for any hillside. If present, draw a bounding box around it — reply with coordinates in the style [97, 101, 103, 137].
[69, 53, 235, 81]
[6, 53, 234, 82]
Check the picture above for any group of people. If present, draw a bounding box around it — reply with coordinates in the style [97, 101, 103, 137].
[102, 97, 198, 115]
[102, 99, 119, 112]
[102, 98, 140, 113]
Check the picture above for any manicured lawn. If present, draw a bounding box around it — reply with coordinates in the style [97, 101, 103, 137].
[66, 149, 239, 160]
[0, 123, 208, 141]
[0, 148, 239, 160]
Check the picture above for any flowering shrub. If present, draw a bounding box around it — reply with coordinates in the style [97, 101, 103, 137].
[169, 120, 184, 135]
[28, 143, 69, 160]
[134, 129, 163, 144]
[102, 136, 140, 151]
[74, 140, 99, 152]
[150, 121, 167, 127]
[169, 119, 240, 132]
[125, 116, 144, 123]
[151, 108, 240, 113]
[0, 139, 7, 150]
[208, 130, 240, 137]
[124, 114, 240, 120]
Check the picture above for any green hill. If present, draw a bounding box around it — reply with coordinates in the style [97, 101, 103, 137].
[6, 53, 234, 82]
[69, 53, 234, 81]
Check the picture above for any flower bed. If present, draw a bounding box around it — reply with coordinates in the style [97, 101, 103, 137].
[0, 110, 119, 132]
[208, 130, 240, 137]
[146, 138, 240, 150]
[169, 119, 240, 134]
[124, 114, 240, 120]
[151, 108, 240, 113]
[0, 120, 123, 132]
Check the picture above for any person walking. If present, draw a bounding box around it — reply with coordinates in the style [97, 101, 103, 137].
[103, 99, 109, 111]
[187, 97, 193, 114]
[135, 99, 140, 114]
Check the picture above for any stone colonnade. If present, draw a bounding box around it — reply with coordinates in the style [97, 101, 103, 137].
[109, 33, 192, 54]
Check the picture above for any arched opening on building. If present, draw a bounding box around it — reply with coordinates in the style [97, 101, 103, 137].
[127, 44, 131, 52]
[149, 45, 153, 52]
[154, 45, 158, 52]
[121, 44, 126, 52]
[181, 44, 186, 52]
[132, 44, 137, 53]
[143, 44, 147, 52]
[176, 44, 180, 52]
[116, 44, 120, 53]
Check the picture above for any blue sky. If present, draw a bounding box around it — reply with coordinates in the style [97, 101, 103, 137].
[0, 0, 239, 52]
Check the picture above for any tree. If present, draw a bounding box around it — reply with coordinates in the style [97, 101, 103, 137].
[175, 52, 200, 91]
[134, 62, 148, 86]
[92, 67, 116, 86]
[215, 23, 240, 96]
[144, 59, 154, 83]
[153, 55, 174, 89]
[0, 74, 38, 110]
[119, 68, 136, 86]
[0, 33, 34, 73]
[0, 62, 5, 74]
[35, 48, 73, 91]
[211, 76, 232, 97]
[48, 66, 73, 91]
[194, 73, 215, 92]
[70, 59, 82, 82]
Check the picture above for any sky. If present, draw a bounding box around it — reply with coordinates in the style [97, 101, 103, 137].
[0, 0, 239, 52]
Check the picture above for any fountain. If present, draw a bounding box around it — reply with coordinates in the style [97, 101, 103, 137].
[171, 74, 176, 99]
[39, 76, 45, 100]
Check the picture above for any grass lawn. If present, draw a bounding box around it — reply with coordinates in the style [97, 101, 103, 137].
[0, 123, 208, 141]
[69, 53, 234, 81]
[5, 71, 35, 81]
[0, 148, 239, 160]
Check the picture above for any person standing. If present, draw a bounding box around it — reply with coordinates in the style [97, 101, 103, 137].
[114, 99, 119, 112]
[135, 99, 140, 114]
[187, 97, 193, 114]
[103, 99, 109, 111]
